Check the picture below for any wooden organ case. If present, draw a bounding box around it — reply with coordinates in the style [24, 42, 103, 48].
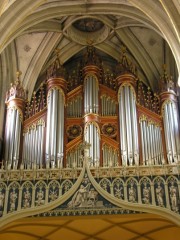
[3, 47, 180, 170]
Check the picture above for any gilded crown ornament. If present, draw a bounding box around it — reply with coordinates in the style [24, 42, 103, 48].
[159, 64, 175, 93]
[46, 49, 66, 79]
[116, 46, 137, 76]
[5, 71, 27, 103]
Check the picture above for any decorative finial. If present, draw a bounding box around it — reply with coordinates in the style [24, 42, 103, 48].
[16, 70, 22, 79]
[5, 70, 27, 103]
[116, 46, 137, 76]
[160, 65, 175, 93]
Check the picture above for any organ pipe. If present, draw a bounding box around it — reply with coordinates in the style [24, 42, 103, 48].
[4, 106, 23, 169]
[46, 78, 66, 168]
[22, 120, 45, 169]
[140, 117, 164, 166]
[118, 84, 139, 166]
[162, 100, 180, 164]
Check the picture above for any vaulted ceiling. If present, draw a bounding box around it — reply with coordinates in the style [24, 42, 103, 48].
[0, 0, 180, 137]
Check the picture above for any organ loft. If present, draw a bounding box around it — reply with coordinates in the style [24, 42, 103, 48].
[0, 46, 180, 227]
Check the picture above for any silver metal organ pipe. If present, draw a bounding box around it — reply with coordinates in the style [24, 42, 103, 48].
[33, 127, 36, 166]
[28, 129, 32, 167]
[54, 89, 58, 160]
[22, 133, 26, 166]
[93, 125, 96, 166]
[90, 124, 93, 162]
[84, 79, 87, 114]
[25, 133, 28, 168]
[56, 91, 61, 162]
[157, 127, 161, 164]
[140, 121, 145, 165]
[86, 78, 88, 114]
[143, 121, 148, 165]
[129, 88, 135, 160]
[16, 117, 21, 165]
[46, 90, 52, 160]
[166, 104, 174, 157]
[34, 126, 38, 166]
[159, 128, 164, 164]
[40, 125, 44, 167]
[26, 131, 29, 168]
[149, 124, 153, 165]
[9, 109, 16, 165]
[97, 132, 100, 166]
[119, 88, 127, 166]
[87, 76, 92, 113]
[6, 109, 13, 164]
[61, 93, 65, 160]
[169, 102, 180, 162]
[168, 103, 176, 158]
[26, 132, 29, 168]
[28, 131, 32, 168]
[31, 128, 35, 166]
[13, 111, 20, 165]
[102, 145, 105, 166]
[155, 125, 159, 164]
[4, 110, 10, 163]
[36, 126, 39, 166]
[172, 103, 180, 158]
[155, 126, 160, 164]
[163, 105, 171, 162]
[57, 91, 64, 164]
[96, 80, 99, 114]
[151, 124, 155, 165]
[131, 93, 139, 165]
[92, 78, 95, 113]
[50, 89, 56, 161]
[148, 123, 152, 165]
[125, 86, 133, 164]
[37, 125, 41, 166]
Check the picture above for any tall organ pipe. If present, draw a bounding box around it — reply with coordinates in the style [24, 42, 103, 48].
[119, 88, 127, 166]
[46, 77, 66, 168]
[118, 84, 139, 166]
[46, 91, 52, 162]
[162, 100, 180, 164]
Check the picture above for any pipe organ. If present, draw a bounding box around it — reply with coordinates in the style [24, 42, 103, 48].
[4, 72, 26, 170]
[139, 116, 164, 165]
[5, 107, 22, 170]
[102, 144, 119, 167]
[45, 78, 66, 168]
[66, 144, 82, 168]
[84, 122, 100, 167]
[101, 95, 116, 116]
[2, 48, 180, 171]
[22, 119, 45, 169]
[84, 74, 99, 114]
[67, 95, 82, 118]
[117, 79, 139, 166]
[161, 99, 180, 164]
